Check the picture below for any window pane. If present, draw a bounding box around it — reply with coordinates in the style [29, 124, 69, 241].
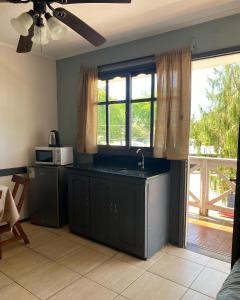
[132, 74, 151, 99]
[98, 80, 106, 102]
[109, 77, 126, 101]
[131, 102, 150, 147]
[97, 105, 106, 145]
[109, 104, 126, 146]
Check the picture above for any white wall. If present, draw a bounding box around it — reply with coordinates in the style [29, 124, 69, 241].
[0, 46, 57, 219]
[0, 45, 58, 169]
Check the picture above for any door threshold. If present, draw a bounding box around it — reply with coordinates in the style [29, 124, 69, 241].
[186, 242, 231, 263]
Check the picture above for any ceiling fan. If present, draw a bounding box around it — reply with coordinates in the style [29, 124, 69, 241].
[0, 0, 131, 53]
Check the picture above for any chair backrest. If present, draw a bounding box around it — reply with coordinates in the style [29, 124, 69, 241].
[11, 175, 30, 213]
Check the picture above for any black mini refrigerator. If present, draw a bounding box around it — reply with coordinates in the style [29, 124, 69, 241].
[28, 165, 68, 228]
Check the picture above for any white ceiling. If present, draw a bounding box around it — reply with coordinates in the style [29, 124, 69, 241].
[0, 0, 240, 60]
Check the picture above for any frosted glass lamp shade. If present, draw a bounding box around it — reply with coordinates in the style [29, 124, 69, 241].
[47, 16, 67, 40]
[32, 25, 49, 45]
[11, 13, 33, 36]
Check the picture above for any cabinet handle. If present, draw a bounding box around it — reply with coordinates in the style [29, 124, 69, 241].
[86, 199, 89, 207]
[114, 202, 117, 214]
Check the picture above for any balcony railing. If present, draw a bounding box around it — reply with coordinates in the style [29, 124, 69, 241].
[188, 156, 237, 216]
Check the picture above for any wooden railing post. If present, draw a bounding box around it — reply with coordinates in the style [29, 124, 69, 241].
[200, 159, 209, 216]
[188, 156, 236, 216]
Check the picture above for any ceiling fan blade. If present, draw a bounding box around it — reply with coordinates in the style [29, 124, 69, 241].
[17, 24, 34, 53]
[58, 0, 131, 3]
[53, 8, 106, 46]
[0, 0, 23, 2]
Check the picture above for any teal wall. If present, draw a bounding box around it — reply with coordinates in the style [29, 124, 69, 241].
[57, 13, 240, 154]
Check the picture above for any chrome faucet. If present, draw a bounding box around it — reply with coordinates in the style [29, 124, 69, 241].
[136, 148, 145, 170]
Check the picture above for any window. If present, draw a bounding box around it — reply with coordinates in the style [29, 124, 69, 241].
[97, 69, 157, 149]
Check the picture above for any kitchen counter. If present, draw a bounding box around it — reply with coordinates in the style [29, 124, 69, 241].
[66, 163, 169, 179]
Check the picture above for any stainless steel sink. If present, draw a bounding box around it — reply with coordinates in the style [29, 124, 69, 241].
[114, 168, 147, 177]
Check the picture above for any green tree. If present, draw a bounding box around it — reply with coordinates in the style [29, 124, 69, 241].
[191, 64, 240, 158]
[191, 64, 240, 193]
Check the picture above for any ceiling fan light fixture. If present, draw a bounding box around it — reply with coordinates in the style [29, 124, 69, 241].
[32, 24, 49, 45]
[46, 14, 67, 40]
[11, 12, 33, 37]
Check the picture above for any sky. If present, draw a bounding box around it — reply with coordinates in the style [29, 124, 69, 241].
[191, 67, 214, 119]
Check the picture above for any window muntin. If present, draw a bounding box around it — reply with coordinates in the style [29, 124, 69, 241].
[97, 70, 157, 149]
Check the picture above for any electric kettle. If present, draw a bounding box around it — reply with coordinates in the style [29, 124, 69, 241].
[48, 130, 60, 147]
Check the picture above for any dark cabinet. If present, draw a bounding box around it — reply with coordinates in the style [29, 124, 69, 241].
[91, 179, 144, 256]
[91, 178, 116, 246]
[114, 182, 144, 257]
[68, 169, 169, 259]
[29, 166, 68, 228]
[68, 175, 91, 237]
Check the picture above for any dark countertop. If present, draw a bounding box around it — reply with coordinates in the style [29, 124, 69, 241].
[66, 164, 169, 179]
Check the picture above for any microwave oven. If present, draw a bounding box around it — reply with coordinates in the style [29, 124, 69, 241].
[35, 147, 73, 165]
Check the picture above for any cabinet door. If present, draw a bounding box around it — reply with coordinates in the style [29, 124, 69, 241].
[29, 167, 59, 227]
[68, 174, 91, 237]
[91, 178, 116, 246]
[114, 182, 145, 257]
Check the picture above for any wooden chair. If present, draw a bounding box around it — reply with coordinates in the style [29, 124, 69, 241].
[0, 175, 30, 259]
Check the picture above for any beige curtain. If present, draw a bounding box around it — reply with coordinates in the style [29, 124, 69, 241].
[154, 48, 191, 160]
[77, 67, 98, 154]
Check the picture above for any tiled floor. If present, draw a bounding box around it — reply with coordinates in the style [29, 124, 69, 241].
[0, 222, 230, 300]
[187, 215, 233, 257]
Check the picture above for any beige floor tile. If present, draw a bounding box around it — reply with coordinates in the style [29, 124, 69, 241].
[0, 248, 50, 280]
[64, 232, 90, 246]
[206, 258, 231, 274]
[114, 296, 129, 300]
[115, 249, 165, 270]
[2, 232, 15, 240]
[20, 221, 43, 233]
[17, 261, 80, 299]
[49, 277, 116, 300]
[122, 272, 186, 300]
[191, 267, 228, 298]
[166, 245, 210, 266]
[85, 240, 118, 256]
[0, 283, 38, 300]
[0, 272, 13, 289]
[149, 253, 203, 287]
[1, 242, 26, 260]
[57, 246, 111, 275]
[182, 289, 214, 300]
[26, 228, 60, 249]
[86, 258, 144, 293]
[44, 225, 70, 236]
[34, 236, 83, 260]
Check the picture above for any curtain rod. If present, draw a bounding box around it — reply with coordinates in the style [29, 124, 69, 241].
[98, 55, 155, 70]
[98, 44, 240, 70]
[192, 45, 240, 61]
